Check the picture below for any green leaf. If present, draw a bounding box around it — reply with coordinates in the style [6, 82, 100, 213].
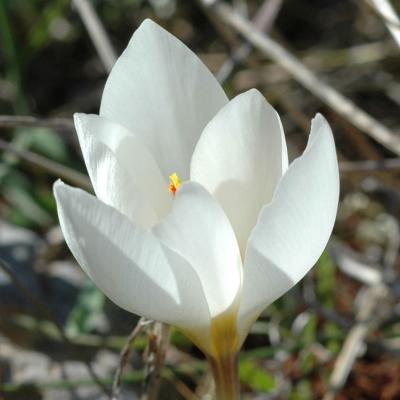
[26, 0, 70, 53]
[4, 180, 52, 226]
[299, 351, 317, 375]
[239, 359, 276, 393]
[316, 250, 336, 308]
[290, 379, 313, 400]
[170, 326, 193, 349]
[65, 280, 105, 337]
[30, 128, 69, 162]
[302, 314, 317, 345]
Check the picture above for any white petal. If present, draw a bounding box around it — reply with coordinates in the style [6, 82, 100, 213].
[153, 182, 242, 318]
[75, 114, 172, 226]
[191, 89, 288, 254]
[100, 19, 228, 179]
[237, 114, 339, 343]
[54, 181, 210, 330]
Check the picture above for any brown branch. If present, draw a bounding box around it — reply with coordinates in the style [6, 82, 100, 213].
[339, 158, 400, 173]
[322, 285, 389, 400]
[111, 317, 153, 400]
[141, 322, 171, 400]
[0, 138, 91, 190]
[202, 1, 400, 156]
[217, 0, 283, 83]
[71, 0, 117, 72]
[365, 0, 400, 46]
[323, 219, 399, 399]
[0, 115, 74, 131]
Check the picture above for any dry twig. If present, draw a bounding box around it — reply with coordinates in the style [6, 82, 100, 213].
[329, 241, 382, 286]
[0, 115, 74, 131]
[0, 138, 91, 190]
[71, 0, 117, 72]
[322, 284, 389, 400]
[366, 0, 400, 47]
[217, 0, 283, 83]
[323, 219, 399, 399]
[112, 317, 153, 400]
[340, 158, 400, 173]
[141, 322, 171, 400]
[202, 1, 400, 155]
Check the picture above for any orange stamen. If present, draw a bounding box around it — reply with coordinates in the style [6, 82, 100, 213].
[169, 173, 181, 196]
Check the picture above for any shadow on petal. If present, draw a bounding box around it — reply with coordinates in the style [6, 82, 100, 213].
[158, 243, 212, 350]
[238, 246, 295, 347]
[213, 179, 265, 256]
[54, 183, 204, 327]
[70, 211, 184, 324]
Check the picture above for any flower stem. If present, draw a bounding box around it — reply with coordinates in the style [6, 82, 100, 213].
[208, 353, 240, 400]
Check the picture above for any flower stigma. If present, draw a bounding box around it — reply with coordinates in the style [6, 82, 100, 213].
[169, 173, 181, 196]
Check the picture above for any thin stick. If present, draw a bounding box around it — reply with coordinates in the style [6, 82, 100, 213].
[366, 0, 400, 47]
[322, 285, 388, 400]
[0, 138, 91, 190]
[111, 318, 152, 400]
[141, 322, 171, 400]
[232, 0, 248, 18]
[217, 0, 283, 83]
[0, 115, 74, 131]
[340, 158, 400, 173]
[382, 217, 400, 282]
[323, 223, 399, 400]
[71, 0, 117, 72]
[329, 241, 382, 286]
[203, 1, 400, 156]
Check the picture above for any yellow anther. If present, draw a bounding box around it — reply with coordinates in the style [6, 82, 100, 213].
[169, 173, 181, 196]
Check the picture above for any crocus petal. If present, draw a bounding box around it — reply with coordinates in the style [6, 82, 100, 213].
[100, 19, 228, 179]
[75, 113, 172, 226]
[191, 89, 288, 254]
[54, 181, 210, 330]
[153, 182, 242, 318]
[237, 114, 339, 343]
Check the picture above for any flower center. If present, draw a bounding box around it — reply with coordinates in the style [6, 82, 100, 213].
[168, 173, 181, 196]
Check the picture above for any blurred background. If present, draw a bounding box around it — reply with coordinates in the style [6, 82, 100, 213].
[1, 0, 400, 399]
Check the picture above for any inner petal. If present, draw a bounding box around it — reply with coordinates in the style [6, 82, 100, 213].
[75, 114, 173, 223]
[190, 90, 288, 256]
[153, 182, 242, 318]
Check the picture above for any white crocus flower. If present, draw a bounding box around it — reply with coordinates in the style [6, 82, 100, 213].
[54, 19, 339, 371]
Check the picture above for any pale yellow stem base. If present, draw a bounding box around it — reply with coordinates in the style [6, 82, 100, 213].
[181, 303, 242, 399]
[209, 353, 240, 400]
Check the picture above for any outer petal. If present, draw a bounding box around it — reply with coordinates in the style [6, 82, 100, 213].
[100, 19, 228, 179]
[191, 89, 288, 254]
[153, 182, 242, 318]
[237, 114, 339, 343]
[54, 181, 210, 330]
[75, 114, 172, 227]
